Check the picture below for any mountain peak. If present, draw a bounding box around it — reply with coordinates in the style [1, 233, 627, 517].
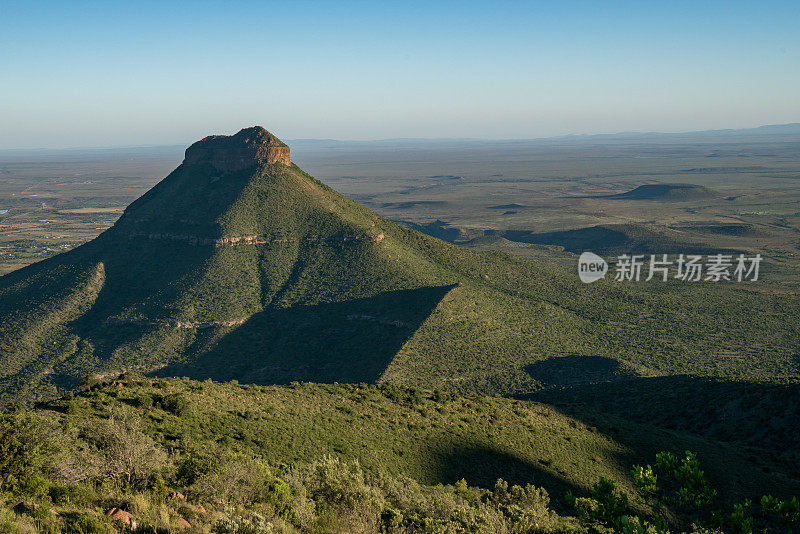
[184, 126, 291, 173]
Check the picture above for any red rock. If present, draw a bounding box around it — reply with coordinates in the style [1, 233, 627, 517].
[176, 518, 192, 528]
[107, 508, 137, 530]
[184, 126, 290, 173]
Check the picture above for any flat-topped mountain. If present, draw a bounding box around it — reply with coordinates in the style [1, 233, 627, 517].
[1, 128, 798, 404]
[184, 126, 291, 172]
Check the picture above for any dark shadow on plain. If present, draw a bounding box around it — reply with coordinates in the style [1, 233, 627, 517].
[501, 224, 740, 256]
[396, 219, 463, 243]
[155, 284, 457, 385]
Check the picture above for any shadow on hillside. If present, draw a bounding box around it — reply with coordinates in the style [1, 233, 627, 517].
[51, 239, 221, 376]
[525, 355, 639, 388]
[517, 361, 800, 499]
[156, 284, 457, 385]
[520, 374, 800, 463]
[428, 444, 583, 509]
[0, 237, 224, 393]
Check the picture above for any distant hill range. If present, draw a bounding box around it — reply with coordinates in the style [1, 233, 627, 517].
[1, 127, 799, 404]
[287, 123, 800, 150]
[545, 122, 800, 143]
[3, 123, 798, 156]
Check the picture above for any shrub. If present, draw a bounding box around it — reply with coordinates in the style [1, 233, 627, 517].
[674, 451, 716, 508]
[264, 478, 294, 520]
[304, 456, 383, 530]
[80, 374, 104, 390]
[183, 448, 273, 505]
[587, 478, 629, 529]
[134, 394, 153, 409]
[67, 513, 108, 534]
[213, 511, 274, 534]
[49, 484, 97, 507]
[0, 412, 55, 494]
[92, 414, 167, 488]
[156, 393, 189, 415]
[146, 473, 168, 501]
[729, 500, 753, 534]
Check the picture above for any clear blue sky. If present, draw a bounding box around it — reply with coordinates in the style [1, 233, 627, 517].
[1, 0, 798, 148]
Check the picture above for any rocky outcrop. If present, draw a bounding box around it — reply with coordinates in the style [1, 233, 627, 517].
[105, 317, 246, 329]
[184, 126, 290, 172]
[107, 508, 137, 530]
[124, 232, 386, 247]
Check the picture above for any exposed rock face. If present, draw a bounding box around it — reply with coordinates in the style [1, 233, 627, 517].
[184, 126, 290, 173]
[123, 231, 386, 247]
[107, 508, 137, 530]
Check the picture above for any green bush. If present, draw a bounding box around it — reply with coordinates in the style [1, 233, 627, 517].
[0, 412, 54, 494]
[134, 394, 154, 409]
[146, 473, 168, 501]
[213, 511, 274, 534]
[156, 393, 189, 415]
[67, 513, 108, 534]
[264, 478, 294, 520]
[49, 484, 97, 507]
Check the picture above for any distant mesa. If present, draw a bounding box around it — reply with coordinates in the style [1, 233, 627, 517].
[381, 201, 450, 210]
[184, 126, 291, 173]
[486, 203, 529, 210]
[606, 183, 715, 201]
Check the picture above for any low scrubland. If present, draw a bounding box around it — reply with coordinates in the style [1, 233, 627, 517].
[1, 376, 797, 533]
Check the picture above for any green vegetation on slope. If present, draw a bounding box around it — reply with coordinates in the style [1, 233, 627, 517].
[1, 150, 799, 405]
[0, 138, 800, 403]
[0, 377, 797, 533]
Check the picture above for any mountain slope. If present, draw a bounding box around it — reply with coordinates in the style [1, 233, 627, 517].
[1, 127, 799, 403]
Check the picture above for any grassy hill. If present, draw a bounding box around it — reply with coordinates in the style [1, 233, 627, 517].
[1, 129, 799, 404]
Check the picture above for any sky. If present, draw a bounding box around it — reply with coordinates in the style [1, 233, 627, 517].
[1, 0, 799, 148]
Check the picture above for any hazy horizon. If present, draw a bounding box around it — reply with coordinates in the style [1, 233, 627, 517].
[1, 121, 799, 153]
[2, 1, 799, 149]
